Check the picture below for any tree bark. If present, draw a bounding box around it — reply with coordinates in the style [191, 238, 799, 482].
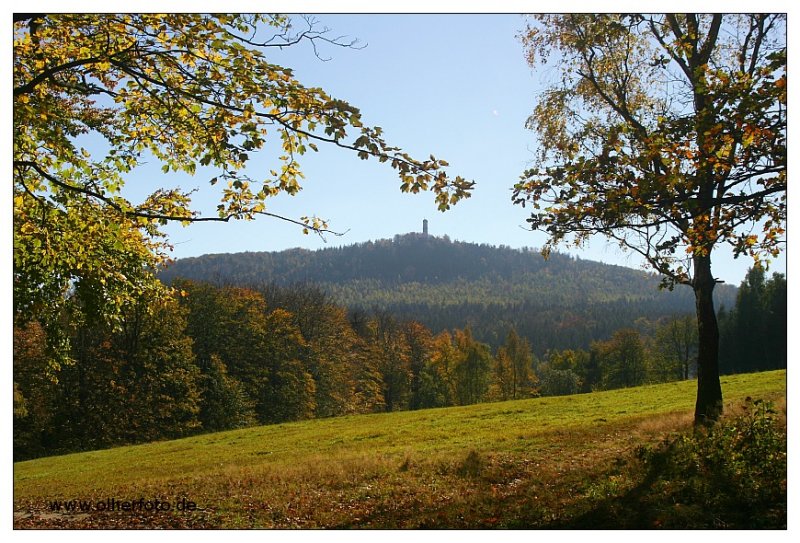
[692, 253, 723, 425]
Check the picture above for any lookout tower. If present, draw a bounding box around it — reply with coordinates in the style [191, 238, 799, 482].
[422, 219, 429, 236]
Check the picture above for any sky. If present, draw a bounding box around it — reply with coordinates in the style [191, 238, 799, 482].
[109, 11, 786, 287]
[5, 3, 790, 291]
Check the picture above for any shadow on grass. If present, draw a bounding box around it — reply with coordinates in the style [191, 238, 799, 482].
[555, 400, 787, 529]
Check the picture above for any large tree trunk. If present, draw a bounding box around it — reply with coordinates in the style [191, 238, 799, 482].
[693, 254, 723, 425]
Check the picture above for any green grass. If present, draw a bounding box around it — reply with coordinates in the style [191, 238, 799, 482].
[14, 370, 786, 528]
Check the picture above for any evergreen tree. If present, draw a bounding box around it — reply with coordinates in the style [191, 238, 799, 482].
[719, 268, 787, 374]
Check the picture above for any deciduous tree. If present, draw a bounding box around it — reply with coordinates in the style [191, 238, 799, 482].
[654, 315, 698, 381]
[514, 14, 785, 424]
[593, 329, 649, 389]
[13, 14, 472, 354]
[498, 328, 536, 399]
[13, 322, 59, 459]
[453, 328, 492, 405]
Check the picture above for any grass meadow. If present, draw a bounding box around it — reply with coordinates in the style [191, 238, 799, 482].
[14, 370, 786, 529]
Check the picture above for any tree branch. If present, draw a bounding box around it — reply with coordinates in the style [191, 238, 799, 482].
[106, 58, 447, 180]
[14, 160, 345, 237]
[697, 15, 722, 67]
[221, 14, 364, 61]
[15, 57, 103, 97]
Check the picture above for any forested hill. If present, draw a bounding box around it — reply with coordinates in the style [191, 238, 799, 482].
[159, 234, 737, 353]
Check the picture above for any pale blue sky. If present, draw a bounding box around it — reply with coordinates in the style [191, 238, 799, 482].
[142, 15, 546, 263]
[128, 13, 785, 287]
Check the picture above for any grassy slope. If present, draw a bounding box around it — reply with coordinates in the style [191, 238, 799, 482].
[14, 370, 786, 528]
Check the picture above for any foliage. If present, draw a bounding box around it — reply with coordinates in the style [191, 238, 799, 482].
[195, 285, 274, 419]
[259, 308, 316, 423]
[14, 297, 203, 459]
[13, 14, 472, 357]
[197, 355, 257, 432]
[303, 305, 365, 418]
[513, 13, 786, 423]
[13, 267, 765, 460]
[653, 315, 697, 381]
[537, 367, 582, 397]
[159, 234, 736, 355]
[13, 322, 59, 459]
[634, 398, 786, 527]
[494, 329, 536, 400]
[176, 281, 311, 424]
[370, 311, 414, 412]
[403, 321, 436, 410]
[110, 299, 202, 442]
[536, 348, 586, 396]
[593, 328, 649, 389]
[160, 233, 727, 303]
[452, 329, 493, 405]
[418, 331, 459, 408]
[514, 14, 786, 284]
[490, 348, 514, 401]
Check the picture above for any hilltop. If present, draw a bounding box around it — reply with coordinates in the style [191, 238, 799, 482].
[159, 234, 737, 353]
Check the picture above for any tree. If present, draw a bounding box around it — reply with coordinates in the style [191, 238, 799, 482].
[177, 282, 273, 421]
[260, 308, 316, 423]
[425, 331, 460, 407]
[13, 14, 473, 354]
[198, 355, 257, 432]
[491, 348, 515, 401]
[299, 303, 364, 418]
[108, 297, 203, 443]
[718, 267, 786, 374]
[453, 328, 493, 405]
[47, 295, 201, 453]
[371, 311, 413, 412]
[580, 349, 602, 393]
[762, 271, 787, 370]
[538, 367, 582, 397]
[497, 328, 536, 399]
[402, 321, 435, 410]
[725, 267, 767, 374]
[514, 14, 786, 424]
[593, 329, 649, 389]
[537, 348, 587, 396]
[349, 336, 387, 414]
[13, 322, 59, 459]
[654, 315, 698, 381]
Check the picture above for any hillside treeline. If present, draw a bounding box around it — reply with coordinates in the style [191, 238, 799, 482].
[14, 267, 782, 461]
[718, 267, 787, 375]
[158, 234, 738, 354]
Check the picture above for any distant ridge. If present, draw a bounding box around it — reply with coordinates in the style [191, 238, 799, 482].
[159, 234, 737, 353]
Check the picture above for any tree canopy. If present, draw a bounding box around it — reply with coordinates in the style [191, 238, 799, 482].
[513, 14, 786, 423]
[13, 14, 473, 351]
